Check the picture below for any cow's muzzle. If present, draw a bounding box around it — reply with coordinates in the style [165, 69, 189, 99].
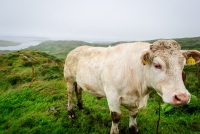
[173, 93, 190, 106]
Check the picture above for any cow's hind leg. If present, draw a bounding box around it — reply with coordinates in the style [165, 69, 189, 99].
[75, 83, 84, 111]
[67, 81, 76, 118]
[129, 110, 139, 134]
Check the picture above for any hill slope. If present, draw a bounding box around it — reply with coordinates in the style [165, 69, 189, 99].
[27, 37, 200, 60]
[0, 50, 63, 90]
[175, 37, 200, 50]
[146, 37, 200, 51]
[111, 36, 200, 51]
[27, 40, 104, 60]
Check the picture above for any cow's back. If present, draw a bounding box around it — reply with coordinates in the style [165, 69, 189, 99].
[64, 45, 107, 77]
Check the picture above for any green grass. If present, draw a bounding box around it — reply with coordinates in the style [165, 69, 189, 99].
[0, 81, 199, 134]
[0, 81, 66, 134]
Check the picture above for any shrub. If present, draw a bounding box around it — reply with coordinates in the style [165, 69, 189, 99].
[22, 61, 33, 67]
[7, 76, 21, 85]
[36, 65, 63, 80]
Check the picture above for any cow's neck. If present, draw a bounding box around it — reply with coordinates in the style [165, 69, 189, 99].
[128, 62, 153, 109]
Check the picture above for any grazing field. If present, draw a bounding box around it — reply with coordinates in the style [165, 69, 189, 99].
[0, 37, 200, 133]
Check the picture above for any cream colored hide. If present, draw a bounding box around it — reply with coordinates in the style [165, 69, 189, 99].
[64, 40, 200, 134]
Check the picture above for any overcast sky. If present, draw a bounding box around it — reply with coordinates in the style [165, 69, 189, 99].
[0, 0, 200, 41]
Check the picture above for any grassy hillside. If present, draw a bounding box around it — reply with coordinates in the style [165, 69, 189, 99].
[146, 36, 200, 51]
[27, 40, 108, 60]
[175, 37, 200, 51]
[26, 37, 200, 60]
[0, 48, 200, 133]
[111, 36, 200, 51]
[0, 50, 63, 90]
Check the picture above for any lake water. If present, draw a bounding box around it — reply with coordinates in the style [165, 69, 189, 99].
[0, 41, 43, 50]
[0, 36, 48, 50]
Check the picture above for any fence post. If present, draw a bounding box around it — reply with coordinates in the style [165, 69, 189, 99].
[196, 63, 200, 97]
[29, 65, 35, 87]
[196, 63, 200, 84]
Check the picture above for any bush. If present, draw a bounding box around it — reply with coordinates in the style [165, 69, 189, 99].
[36, 66, 63, 80]
[22, 61, 33, 67]
[7, 76, 21, 85]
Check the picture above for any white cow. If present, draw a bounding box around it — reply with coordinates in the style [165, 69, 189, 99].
[64, 40, 200, 134]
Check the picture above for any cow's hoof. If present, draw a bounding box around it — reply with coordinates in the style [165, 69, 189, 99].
[68, 110, 75, 119]
[77, 102, 84, 111]
[83, 109, 90, 115]
[129, 125, 140, 134]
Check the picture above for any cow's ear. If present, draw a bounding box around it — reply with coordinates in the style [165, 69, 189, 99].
[141, 51, 151, 65]
[181, 50, 200, 65]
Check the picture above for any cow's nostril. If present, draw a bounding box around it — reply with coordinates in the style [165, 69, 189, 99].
[174, 95, 181, 101]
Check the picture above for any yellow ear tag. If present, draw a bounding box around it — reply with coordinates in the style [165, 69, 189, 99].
[142, 59, 148, 65]
[187, 56, 195, 65]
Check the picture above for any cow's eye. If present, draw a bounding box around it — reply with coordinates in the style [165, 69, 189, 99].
[154, 64, 162, 69]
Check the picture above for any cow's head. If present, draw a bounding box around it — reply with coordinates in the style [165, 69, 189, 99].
[141, 40, 200, 106]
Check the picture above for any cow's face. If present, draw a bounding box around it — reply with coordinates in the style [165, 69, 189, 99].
[148, 50, 189, 106]
[142, 40, 200, 106]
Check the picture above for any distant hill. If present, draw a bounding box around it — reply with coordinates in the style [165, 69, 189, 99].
[28, 37, 200, 60]
[175, 37, 200, 50]
[111, 37, 200, 51]
[1, 36, 199, 59]
[146, 37, 200, 51]
[27, 40, 107, 60]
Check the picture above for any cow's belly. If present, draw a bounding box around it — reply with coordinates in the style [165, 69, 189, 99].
[121, 95, 149, 110]
[75, 58, 106, 97]
[76, 74, 106, 98]
[121, 96, 138, 110]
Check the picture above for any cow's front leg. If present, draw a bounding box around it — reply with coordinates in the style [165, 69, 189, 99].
[67, 82, 75, 118]
[129, 110, 139, 134]
[110, 111, 121, 134]
[107, 95, 121, 134]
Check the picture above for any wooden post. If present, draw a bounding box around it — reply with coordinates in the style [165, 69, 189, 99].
[29, 65, 35, 87]
[156, 98, 161, 134]
[196, 63, 200, 97]
[196, 63, 200, 85]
